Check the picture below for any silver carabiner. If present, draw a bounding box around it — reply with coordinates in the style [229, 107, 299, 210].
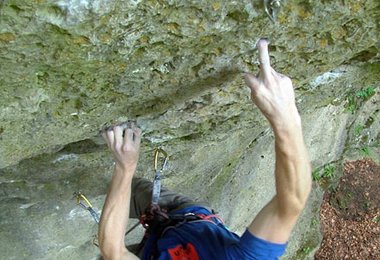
[264, 0, 282, 22]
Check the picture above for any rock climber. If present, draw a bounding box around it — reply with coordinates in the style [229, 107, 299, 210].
[98, 38, 312, 259]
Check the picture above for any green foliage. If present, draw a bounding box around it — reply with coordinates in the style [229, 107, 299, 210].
[354, 124, 364, 136]
[310, 218, 318, 227]
[312, 169, 321, 181]
[373, 216, 380, 223]
[323, 165, 335, 178]
[345, 86, 376, 113]
[355, 87, 375, 99]
[346, 94, 357, 113]
[302, 247, 312, 254]
[312, 164, 336, 182]
[360, 147, 370, 157]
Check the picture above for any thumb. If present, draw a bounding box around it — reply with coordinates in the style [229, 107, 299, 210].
[244, 73, 260, 91]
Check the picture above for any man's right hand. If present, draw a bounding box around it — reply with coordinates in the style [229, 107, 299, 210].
[244, 39, 312, 244]
[244, 39, 301, 131]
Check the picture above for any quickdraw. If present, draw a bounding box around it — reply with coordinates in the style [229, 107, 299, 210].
[124, 147, 225, 257]
[73, 191, 100, 224]
[152, 148, 169, 205]
[125, 147, 170, 236]
[138, 148, 224, 233]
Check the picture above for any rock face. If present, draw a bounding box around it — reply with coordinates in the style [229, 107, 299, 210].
[0, 0, 379, 259]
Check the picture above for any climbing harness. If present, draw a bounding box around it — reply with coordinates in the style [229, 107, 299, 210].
[79, 146, 225, 255]
[124, 148, 227, 258]
[127, 147, 225, 234]
[73, 191, 100, 224]
[264, 0, 282, 22]
[137, 210, 225, 258]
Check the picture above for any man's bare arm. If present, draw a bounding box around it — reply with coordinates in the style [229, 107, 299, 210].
[98, 124, 141, 260]
[244, 39, 312, 244]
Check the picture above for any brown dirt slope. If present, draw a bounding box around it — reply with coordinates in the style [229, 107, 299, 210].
[315, 159, 380, 259]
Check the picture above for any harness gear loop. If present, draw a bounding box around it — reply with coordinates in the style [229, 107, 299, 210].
[73, 191, 100, 224]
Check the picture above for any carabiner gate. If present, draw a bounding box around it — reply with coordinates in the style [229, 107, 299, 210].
[154, 148, 169, 173]
[151, 148, 169, 205]
[73, 191, 100, 224]
[74, 191, 94, 209]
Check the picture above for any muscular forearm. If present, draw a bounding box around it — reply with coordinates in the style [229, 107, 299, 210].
[98, 166, 133, 259]
[248, 112, 311, 243]
[273, 119, 312, 216]
[246, 39, 312, 243]
[99, 123, 141, 259]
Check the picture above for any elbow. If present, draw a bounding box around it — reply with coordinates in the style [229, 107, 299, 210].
[99, 246, 126, 260]
[294, 173, 312, 214]
[294, 191, 311, 214]
[302, 163, 313, 206]
[278, 196, 308, 218]
[98, 241, 113, 260]
[294, 162, 312, 211]
[278, 183, 312, 217]
[98, 237, 126, 260]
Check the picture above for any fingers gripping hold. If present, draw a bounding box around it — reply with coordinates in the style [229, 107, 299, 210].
[102, 122, 141, 146]
[102, 131, 110, 148]
[102, 121, 142, 171]
[243, 38, 300, 128]
[132, 126, 142, 144]
[123, 128, 134, 151]
[105, 129, 115, 150]
[122, 122, 142, 149]
[257, 39, 272, 77]
[114, 125, 124, 150]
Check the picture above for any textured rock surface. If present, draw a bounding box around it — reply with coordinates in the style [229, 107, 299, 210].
[0, 0, 379, 259]
[1, 0, 379, 168]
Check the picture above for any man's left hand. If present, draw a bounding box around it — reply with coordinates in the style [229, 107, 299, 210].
[102, 122, 142, 173]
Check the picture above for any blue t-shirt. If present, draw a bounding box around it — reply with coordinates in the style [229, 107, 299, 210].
[142, 206, 287, 260]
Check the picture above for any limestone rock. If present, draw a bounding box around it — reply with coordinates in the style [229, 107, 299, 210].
[0, 0, 379, 168]
[0, 0, 379, 259]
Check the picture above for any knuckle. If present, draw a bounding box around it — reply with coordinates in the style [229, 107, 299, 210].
[114, 143, 122, 151]
[122, 145, 129, 152]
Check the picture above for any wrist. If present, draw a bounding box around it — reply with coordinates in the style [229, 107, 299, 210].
[270, 107, 302, 134]
[272, 119, 301, 135]
[114, 164, 136, 178]
[272, 119, 303, 142]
